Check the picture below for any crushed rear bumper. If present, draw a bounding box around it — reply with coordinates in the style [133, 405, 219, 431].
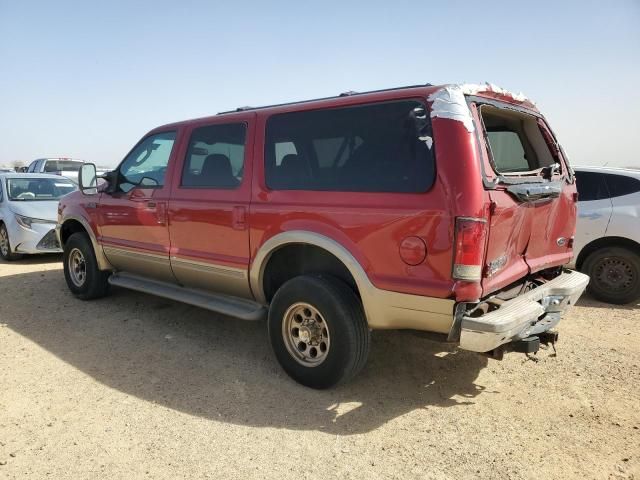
[459, 270, 589, 353]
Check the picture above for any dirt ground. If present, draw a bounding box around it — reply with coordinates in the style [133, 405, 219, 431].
[0, 256, 638, 480]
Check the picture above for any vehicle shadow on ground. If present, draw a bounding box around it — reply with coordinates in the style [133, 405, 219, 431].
[1, 268, 490, 435]
[0, 253, 62, 265]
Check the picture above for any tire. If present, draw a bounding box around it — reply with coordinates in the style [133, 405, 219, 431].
[63, 232, 110, 300]
[583, 246, 640, 304]
[268, 275, 370, 389]
[0, 223, 23, 261]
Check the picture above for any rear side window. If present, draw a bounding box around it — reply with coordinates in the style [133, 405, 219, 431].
[265, 100, 435, 193]
[182, 123, 246, 188]
[604, 173, 640, 198]
[575, 171, 609, 201]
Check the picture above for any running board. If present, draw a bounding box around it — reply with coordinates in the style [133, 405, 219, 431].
[108, 273, 266, 321]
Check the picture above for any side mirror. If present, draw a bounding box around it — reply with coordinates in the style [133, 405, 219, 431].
[79, 163, 98, 195]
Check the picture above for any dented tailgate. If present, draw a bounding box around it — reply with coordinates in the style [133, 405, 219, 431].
[470, 98, 578, 297]
[483, 182, 576, 296]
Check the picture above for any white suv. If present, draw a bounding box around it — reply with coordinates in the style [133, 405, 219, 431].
[572, 166, 640, 304]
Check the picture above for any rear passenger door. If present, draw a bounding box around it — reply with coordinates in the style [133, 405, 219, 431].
[168, 114, 255, 299]
[574, 171, 612, 256]
[602, 172, 640, 239]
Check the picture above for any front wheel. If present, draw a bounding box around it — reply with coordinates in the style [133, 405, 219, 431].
[268, 275, 370, 389]
[63, 232, 110, 300]
[0, 223, 23, 261]
[583, 246, 640, 304]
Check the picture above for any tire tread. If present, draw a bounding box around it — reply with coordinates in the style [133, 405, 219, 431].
[268, 275, 370, 388]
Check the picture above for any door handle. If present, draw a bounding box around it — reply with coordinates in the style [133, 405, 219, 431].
[232, 206, 247, 230]
[145, 201, 166, 225]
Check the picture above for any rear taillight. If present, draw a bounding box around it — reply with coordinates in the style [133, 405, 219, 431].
[452, 217, 488, 282]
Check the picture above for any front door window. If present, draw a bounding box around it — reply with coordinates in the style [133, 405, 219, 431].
[118, 132, 176, 192]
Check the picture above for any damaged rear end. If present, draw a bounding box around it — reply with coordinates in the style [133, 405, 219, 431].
[430, 84, 589, 357]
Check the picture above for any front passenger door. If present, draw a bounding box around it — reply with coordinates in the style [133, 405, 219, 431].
[98, 131, 179, 283]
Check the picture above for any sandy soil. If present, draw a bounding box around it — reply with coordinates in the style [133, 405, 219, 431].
[0, 256, 638, 479]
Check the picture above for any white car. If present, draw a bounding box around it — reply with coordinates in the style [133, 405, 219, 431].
[25, 158, 109, 184]
[0, 173, 77, 260]
[572, 166, 640, 304]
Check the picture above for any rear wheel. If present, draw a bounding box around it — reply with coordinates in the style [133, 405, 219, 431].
[583, 246, 640, 304]
[63, 232, 110, 300]
[0, 223, 22, 261]
[268, 275, 370, 389]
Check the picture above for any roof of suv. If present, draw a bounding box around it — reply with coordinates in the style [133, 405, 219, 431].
[153, 83, 539, 131]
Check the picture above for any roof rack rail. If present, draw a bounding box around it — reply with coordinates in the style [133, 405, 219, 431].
[217, 83, 433, 115]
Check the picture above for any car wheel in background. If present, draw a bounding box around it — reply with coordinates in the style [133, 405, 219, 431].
[63, 232, 110, 300]
[0, 223, 23, 261]
[583, 246, 640, 305]
[268, 275, 370, 389]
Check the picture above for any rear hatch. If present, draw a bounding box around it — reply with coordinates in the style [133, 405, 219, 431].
[469, 97, 577, 296]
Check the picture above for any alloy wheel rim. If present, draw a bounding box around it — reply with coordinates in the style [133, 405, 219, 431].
[0, 228, 9, 256]
[68, 248, 87, 287]
[282, 302, 330, 367]
[595, 257, 635, 294]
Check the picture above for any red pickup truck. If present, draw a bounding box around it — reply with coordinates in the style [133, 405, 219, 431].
[57, 83, 589, 388]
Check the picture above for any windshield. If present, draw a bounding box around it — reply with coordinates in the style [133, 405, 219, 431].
[7, 178, 77, 201]
[43, 160, 84, 172]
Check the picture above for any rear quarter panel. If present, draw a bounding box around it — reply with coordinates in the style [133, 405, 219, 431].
[249, 100, 488, 302]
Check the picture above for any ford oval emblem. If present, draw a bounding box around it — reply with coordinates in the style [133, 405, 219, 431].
[556, 237, 567, 247]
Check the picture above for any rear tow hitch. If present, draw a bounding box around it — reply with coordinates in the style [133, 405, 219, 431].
[484, 330, 559, 361]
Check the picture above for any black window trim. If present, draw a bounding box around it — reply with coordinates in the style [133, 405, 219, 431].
[263, 97, 437, 194]
[178, 121, 249, 190]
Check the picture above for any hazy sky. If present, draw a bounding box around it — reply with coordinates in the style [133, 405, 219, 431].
[1, 0, 638, 168]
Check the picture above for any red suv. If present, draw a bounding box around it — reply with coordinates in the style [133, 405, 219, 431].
[57, 83, 589, 388]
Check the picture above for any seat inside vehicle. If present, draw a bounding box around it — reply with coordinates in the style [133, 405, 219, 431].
[194, 153, 239, 188]
[480, 106, 556, 173]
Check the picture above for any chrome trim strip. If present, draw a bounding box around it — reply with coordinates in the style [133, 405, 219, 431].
[250, 231, 455, 332]
[102, 245, 175, 282]
[170, 256, 246, 279]
[170, 255, 252, 299]
[103, 246, 168, 264]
